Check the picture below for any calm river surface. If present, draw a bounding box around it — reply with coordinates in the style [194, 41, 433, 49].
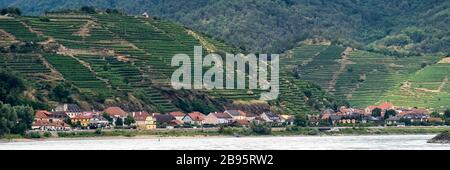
[0, 134, 448, 150]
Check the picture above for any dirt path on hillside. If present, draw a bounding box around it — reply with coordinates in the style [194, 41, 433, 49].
[0, 29, 19, 46]
[20, 21, 44, 37]
[399, 81, 419, 96]
[36, 54, 64, 81]
[74, 20, 96, 37]
[187, 30, 217, 53]
[414, 76, 448, 93]
[327, 47, 354, 92]
[438, 57, 450, 64]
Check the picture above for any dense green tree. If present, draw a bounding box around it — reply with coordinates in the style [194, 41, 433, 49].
[0, 102, 34, 136]
[0, 70, 26, 105]
[124, 115, 135, 126]
[371, 108, 382, 118]
[444, 109, 450, 119]
[115, 118, 123, 127]
[294, 114, 308, 127]
[250, 122, 271, 135]
[0, 7, 21, 16]
[80, 6, 96, 14]
[11, 105, 34, 134]
[384, 109, 397, 119]
[102, 112, 113, 124]
[52, 83, 71, 103]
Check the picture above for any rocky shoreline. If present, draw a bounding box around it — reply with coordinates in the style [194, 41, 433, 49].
[427, 131, 450, 144]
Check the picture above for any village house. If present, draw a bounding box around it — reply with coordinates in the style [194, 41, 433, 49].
[89, 114, 110, 129]
[155, 114, 177, 128]
[385, 116, 402, 126]
[214, 112, 233, 124]
[279, 115, 295, 125]
[224, 110, 247, 120]
[169, 111, 186, 121]
[142, 12, 150, 18]
[34, 110, 52, 122]
[55, 104, 83, 118]
[308, 114, 321, 126]
[245, 112, 257, 121]
[402, 113, 430, 123]
[365, 102, 394, 117]
[338, 115, 358, 124]
[32, 120, 71, 131]
[71, 114, 93, 128]
[361, 115, 381, 124]
[103, 107, 128, 126]
[32, 110, 71, 131]
[132, 111, 156, 130]
[203, 112, 220, 125]
[183, 112, 206, 125]
[260, 112, 281, 123]
[231, 119, 251, 127]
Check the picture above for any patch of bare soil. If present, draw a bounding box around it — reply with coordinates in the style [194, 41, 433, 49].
[0, 29, 19, 46]
[57, 45, 114, 56]
[116, 55, 130, 62]
[73, 20, 96, 37]
[438, 57, 450, 64]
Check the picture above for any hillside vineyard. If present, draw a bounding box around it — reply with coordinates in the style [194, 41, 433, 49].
[0, 12, 448, 115]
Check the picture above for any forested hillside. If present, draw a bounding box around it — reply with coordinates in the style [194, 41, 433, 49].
[1, 0, 449, 54]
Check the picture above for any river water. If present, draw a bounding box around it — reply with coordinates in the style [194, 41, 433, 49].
[0, 134, 448, 150]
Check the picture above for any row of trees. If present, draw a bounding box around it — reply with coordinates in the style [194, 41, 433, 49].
[0, 7, 21, 16]
[0, 102, 34, 136]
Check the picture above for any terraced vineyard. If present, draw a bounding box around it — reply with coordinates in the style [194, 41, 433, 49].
[44, 54, 110, 93]
[77, 56, 143, 91]
[286, 42, 449, 110]
[381, 63, 450, 111]
[2, 11, 446, 113]
[0, 53, 50, 74]
[0, 13, 269, 112]
[0, 18, 43, 42]
[296, 45, 346, 88]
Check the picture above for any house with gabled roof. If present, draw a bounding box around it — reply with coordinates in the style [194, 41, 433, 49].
[132, 111, 156, 130]
[214, 112, 233, 124]
[55, 104, 83, 118]
[183, 112, 205, 125]
[169, 111, 186, 120]
[104, 107, 128, 118]
[224, 110, 246, 120]
[260, 112, 280, 122]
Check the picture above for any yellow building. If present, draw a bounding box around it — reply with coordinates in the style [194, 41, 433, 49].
[132, 112, 157, 130]
[71, 115, 92, 127]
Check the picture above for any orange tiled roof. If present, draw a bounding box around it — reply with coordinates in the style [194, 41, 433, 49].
[104, 107, 128, 117]
[169, 111, 185, 117]
[132, 111, 150, 121]
[368, 102, 394, 110]
[188, 112, 205, 121]
[35, 110, 51, 119]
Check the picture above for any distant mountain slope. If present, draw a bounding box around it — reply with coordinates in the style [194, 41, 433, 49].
[1, 0, 449, 54]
